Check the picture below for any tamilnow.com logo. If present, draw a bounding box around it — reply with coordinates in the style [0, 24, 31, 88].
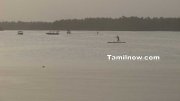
[107, 55, 160, 61]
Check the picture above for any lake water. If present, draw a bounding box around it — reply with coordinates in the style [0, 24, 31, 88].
[0, 31, 180, 101]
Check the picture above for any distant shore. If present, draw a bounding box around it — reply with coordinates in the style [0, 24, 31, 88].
[1, 17, 180, 31]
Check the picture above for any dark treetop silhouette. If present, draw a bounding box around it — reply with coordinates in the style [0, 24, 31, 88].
[0, 16, 180, 31]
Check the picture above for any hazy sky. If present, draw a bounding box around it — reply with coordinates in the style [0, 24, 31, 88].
[1, 0, 180, 21]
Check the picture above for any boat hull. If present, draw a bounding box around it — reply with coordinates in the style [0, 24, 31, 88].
[107, 42, 126, 43]
[46, 33, 59, 35]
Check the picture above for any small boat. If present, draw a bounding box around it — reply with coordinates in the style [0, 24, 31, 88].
[46, 31, 60, 35]
[108, 41, 126, 43]
[46, 32, 59, 35]
[18, 31, 23, 35]
[108, 35, 126, 43]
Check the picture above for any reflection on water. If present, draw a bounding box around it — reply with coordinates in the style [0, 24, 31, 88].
[0, 31, 180, 101]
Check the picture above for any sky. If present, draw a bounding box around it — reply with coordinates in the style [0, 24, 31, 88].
[1, 0, 180, 21]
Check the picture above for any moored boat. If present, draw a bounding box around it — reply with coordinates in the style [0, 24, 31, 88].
[46, 30, 60, 35]
[18, 31, 23, 35]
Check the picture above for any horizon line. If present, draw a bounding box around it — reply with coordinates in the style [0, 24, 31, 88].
[1, 16, 180, 22]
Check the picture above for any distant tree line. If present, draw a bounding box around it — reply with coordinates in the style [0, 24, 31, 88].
[0, 16, 180, 31]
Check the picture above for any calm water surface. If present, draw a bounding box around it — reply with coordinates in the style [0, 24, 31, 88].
[0, 31, 180, 101]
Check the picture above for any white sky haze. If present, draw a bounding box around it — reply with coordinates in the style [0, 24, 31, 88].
[1, 0, 180, 21]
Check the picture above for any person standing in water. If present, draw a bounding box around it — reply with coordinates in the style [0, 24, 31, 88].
[116, 35, 120, 42]
[67, 29, 71, 35]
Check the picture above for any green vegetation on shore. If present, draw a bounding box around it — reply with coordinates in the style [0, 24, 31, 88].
[0, 16, 180, 31]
